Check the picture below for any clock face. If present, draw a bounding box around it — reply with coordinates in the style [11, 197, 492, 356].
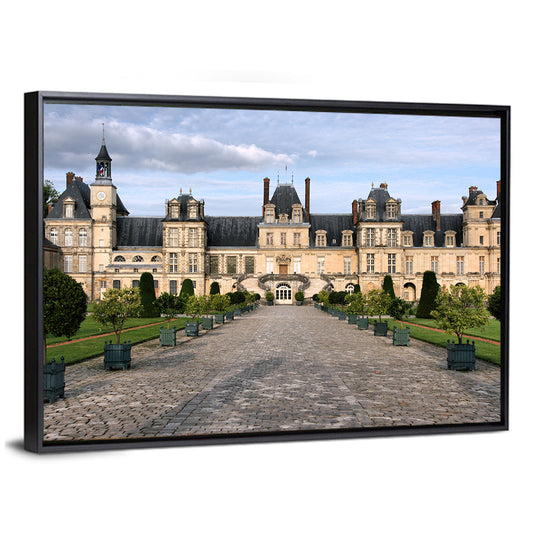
[96, 191, 106, 201]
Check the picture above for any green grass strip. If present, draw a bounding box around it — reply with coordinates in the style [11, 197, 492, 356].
[400, 317, 501, 342]
[46, 318, 189, 365]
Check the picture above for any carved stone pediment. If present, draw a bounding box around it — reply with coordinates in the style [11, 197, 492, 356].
[276, 255, 291, 264]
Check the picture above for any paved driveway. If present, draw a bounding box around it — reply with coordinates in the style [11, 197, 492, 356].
[43, 306, 501, 442]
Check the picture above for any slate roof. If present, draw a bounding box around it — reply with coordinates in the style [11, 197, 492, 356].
[309, 214, 354, 247]
[205, 216, 261, 247]
[162, 193, 203, 222]
[46, 179, 92, 220]
[359, 186, 397, 222]
[95, 142, 112, 161]
[270, 184, 308, 222]
[116, 217, 163, 247]
[401, 214, 463, 247]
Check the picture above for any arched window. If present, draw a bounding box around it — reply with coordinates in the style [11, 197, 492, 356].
[151, 255, 161, 262]
[275, 283, 292, 301]
[132, 255, 143, 262]
[346, 283, 355, 293]
[78, 228, 87, 247]
[114, 255, 126, 262]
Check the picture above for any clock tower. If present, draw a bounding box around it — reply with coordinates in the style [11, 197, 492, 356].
[90, 127, 118, 272]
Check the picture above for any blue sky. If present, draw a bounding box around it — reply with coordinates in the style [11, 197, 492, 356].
[43, 103, 501, 217]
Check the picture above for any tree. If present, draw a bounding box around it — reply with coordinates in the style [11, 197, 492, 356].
[184, 295, 203, 320]
[366, 289, 392, 322]
[210, 293, 231, 313]
[487, 285, 502, 320]
[389, 297, 411, 320]
[382, 275, 396, 301]
[139, 272, 159, 318]
[209, 282, 221, 295]
[180, 278, 195, 298]
[43, 268, 88, 362]
[416, 271, 440, 318]
[155, 292, 184, 328]
[317, 290, 330, 305]
[92, 287, 142, 344]
[43, 179, 59, 217]
[431, 285, 490, 344]
[345, 292, 366, 316]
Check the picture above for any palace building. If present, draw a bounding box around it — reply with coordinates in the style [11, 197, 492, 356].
[44, 138, 501, 304]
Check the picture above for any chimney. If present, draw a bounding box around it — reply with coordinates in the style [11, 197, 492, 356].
[305, 177, 310, 220]
[66, 171, 75, 187]
[352, 200, 359, 225]
[263, 177, 270, 215]
[469, 185, 478, 196]
[47, 204, 53, 215]
[75, 175, 83, 182]
[432, 200, 441, 231]
[496, 180, 501, 197]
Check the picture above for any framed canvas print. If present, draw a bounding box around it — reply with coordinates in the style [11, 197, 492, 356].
[24, 91, 509, 453]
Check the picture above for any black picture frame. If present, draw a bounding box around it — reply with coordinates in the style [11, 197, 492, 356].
[24, 91, 510, 453]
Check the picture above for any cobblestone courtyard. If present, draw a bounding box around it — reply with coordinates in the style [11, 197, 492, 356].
[43, 306, 501, 442]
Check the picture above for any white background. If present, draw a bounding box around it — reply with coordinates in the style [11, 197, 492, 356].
[2, 1, 531, 531]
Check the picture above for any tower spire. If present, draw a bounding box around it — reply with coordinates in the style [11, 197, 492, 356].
[95, 127, 112, 180]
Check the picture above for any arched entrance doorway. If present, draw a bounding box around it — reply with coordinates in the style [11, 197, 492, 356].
[275, 283, 292, 304]
[403, 282, 416, 302]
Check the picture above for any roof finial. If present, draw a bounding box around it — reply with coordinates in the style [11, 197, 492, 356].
[189, 187, 192, 194]
[180, 187, 182, 194]
[371, 181, 374, 188]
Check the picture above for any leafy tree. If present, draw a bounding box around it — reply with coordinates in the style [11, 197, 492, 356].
[184, 295, 203, 320]
[389, 297, 411, 320]
[155, 292, 184, 328]
[210, 293, 231, 313]
[43, 179, 60, 217]
[366, 289, 392, 322]
[180, 278, 195, 298]
[195, 294, 211, 317]
[317, 290, 330, 304]
[43, 268, 87, 362]
[431, 285, 490, 344]
[139, 272, 159, 318]
[382, 275, 396, 302]
[93, 287, 142, 344]
[416, 271, 440, 318]
[227, 291, 246, 305]
[487, 286, 502, 321]
[329, 290, 348, 307]
[245, 291, 258, 305]
[209, 282, 221, 295]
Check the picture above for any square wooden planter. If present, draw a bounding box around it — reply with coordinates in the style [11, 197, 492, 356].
[338, 311, 347, 320]
[447, 340, 476, 371]
[44, 357, 65, 403]
[358, 317, 369, 330]
[373, 321, 388, 336]
[226, 310, 234, 320]
[214, 313, 225, 324]
[160, 326, 177, 346]
[347, 314, 359, 324]
[104, 341, 132, 370]
[185, 321, 200, 337]
[393, 326, 410, 346]
[202, 316, 214, 330]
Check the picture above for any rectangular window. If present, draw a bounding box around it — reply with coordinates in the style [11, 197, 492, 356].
[169, 252, 178, 273]
[367, 253, 375, 273]
[479, 211, 484, 218]
[266, 232, 273, 245]
[189, 228, 198, 247]
[480, 235, 484, 245]
[424, 234, 433, 247]
[227, 256, 237, 274]
[78, 229, 88, 247]
[317, 257, 325, 274]
[133, 268, 139, 273]
[431, 256, 439, 274]
[266, 257, 274, 273]
[99, 239, 104, 247]
[497, 231, 501, 245]
[344, 257, 351, 275]
[210, 256, 219, 274]
[50, 228, 58, 245]
[457, 256, 464, 275]
[132, 280, 140, 288]
[293, 232, 301, 246]
[78, 255, 87, 273]
[497, 257, 500, 274]
[446, 234, 455, 247]
[342, 234, 352, 247]
[245, 256, 255, 274]
[280, 232, 287, 245]
[64, 255, 73, 273]
[169, 280, 177, 295]
[64, 229, 73, 247]
[113, 280, 121, 290]
[316, 234, 326, 247]
[365, 228, 375, 247]
[65, 204, 74, 218]
[405, 256, 413, 275]
[479, 256, 485, 274]
[153, 280, 158, 289]
[388, 253, 396, 274]
[387, 228, 397, 247]
[169, 228, 179, 247]
[100, 281, 106, 289]
[98, 264, 104, 272]
[152, 268, 157, 273]
[293, 257, 301, 274]
[189, 253, 198, 273]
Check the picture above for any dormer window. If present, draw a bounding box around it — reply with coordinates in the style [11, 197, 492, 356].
[365, 200, 376, 219]
[342, 231, 353, 247]
[292, 205, 303, 223]
[423, 231, 435, 247]
[264, 204, 275, 223]
[316, 231, 327, 247]
[386, 200, 398, 219]
[188, 200, 198, 219]
[169, 201, 180, 219]
[445, 231, 456, 247]
[402, 232, 413, 247]
[63, 197, 75, 218]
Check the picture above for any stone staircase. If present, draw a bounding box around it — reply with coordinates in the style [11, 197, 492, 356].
[239, 274, 330, 299]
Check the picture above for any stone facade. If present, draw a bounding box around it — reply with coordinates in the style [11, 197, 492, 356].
[44, 141, 501, 303]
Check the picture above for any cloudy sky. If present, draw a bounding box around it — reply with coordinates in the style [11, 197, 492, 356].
[43, 103, 501, 217]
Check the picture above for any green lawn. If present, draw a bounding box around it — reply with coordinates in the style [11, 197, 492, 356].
[375, 318, 501, 366]
[46, 317, 189, 365]
[400, 317, 501, 342]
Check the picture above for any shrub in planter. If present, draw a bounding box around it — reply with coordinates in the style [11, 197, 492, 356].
[367, 289, 391, 335]
[295, 291, 305, 305]
[210, 294, 230, 324]
[266, 291, 275, 305]
[389, 297, 411, 321]
[93, 287, 142, 370]
[155, 292, 184, 344]
[431, 285, 490, 370]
